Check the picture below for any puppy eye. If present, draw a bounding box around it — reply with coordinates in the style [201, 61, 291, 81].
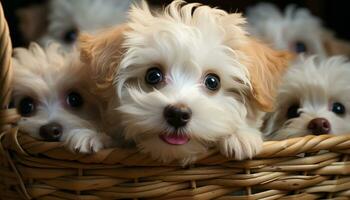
[287, 104, 300, 119]
[66, 92, 84, 108]
[18, 97, 36, 117]
[332, 102, 345, 115]
[62, 28, 78, 44]
[145, 68, 163, 85]
[204, 73, 220, 91]
[294, 41, 307, 53]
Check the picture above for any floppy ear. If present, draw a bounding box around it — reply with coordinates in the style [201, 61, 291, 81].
[323, 31, 350, 57]
[240, 39, 294, 112]
[78, 24, 128, 87]
[16, 3, 48, 42]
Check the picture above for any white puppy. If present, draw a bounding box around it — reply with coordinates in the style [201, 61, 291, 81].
[80, 1, 292, 164]
[246, 3, 350, 57]
[264, 56, 350, 140]
[11, 43, 112, 153]
[39, 0, 135, 49]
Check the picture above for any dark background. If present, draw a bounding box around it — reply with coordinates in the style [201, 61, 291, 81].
[2, 0, 350, 47]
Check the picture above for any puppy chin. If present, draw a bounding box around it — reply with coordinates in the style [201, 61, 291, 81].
[137, 136, 208, 165]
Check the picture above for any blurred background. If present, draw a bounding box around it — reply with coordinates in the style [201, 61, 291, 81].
[2, 0, 349, 48]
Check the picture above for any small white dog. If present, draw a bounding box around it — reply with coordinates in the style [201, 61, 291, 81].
[246, 3, 350, 57]
[11, 43, 112, 153]
[80, 1, 292, 164]
[264, 56, 350, 140]
[39, 0, 135, 49]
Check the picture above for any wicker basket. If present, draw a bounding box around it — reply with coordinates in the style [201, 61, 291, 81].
[1, 3, 350, 200]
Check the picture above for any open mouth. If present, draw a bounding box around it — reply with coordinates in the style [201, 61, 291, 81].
[159, 133, 190, 145]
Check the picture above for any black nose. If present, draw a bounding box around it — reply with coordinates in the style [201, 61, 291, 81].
[39, 122, 63, 141]
[163, 104, 192, 128]
[307, 118, 331, 135]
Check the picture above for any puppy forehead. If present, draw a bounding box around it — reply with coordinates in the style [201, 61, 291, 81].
[132, 23, 225, 59]
[13, 60, 85, 100]
[280, 57, 350, 105]
[124, 26, 245, 85]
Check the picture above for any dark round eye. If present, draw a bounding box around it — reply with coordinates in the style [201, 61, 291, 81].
[145, 68, 163, 85]
[63, 28, 78, 44]
[332, 102, 345, 115]
[66, 92, 83, 108]
[294, 41, 307, 53]
[18, 97, 36, 116]
[287, 104, 300, 119]
[204, 73, 220, 91]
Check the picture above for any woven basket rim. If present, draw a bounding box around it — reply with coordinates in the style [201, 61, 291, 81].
[1, 130, 350, 166]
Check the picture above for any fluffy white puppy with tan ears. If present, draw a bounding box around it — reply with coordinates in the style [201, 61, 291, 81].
[11, 43, 113, 153]
[80, 0, 292, 164]
[246, 3, 350, 57]
[264, 56, 350, 140]
[39, 0, 135, 50]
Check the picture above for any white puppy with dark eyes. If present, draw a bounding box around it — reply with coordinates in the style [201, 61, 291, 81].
[264, 56, 350, 140]
[80, 0, 292, 164]
[246, 3, 350, 57]
[39, 0, 135, 50]
[11, 43, 112, 153]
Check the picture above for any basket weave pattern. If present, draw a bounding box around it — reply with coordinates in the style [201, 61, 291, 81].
[1, 3, 350, 200]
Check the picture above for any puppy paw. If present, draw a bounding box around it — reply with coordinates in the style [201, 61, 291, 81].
[219, 128, 263, 160]
[65, 130, 113, 154]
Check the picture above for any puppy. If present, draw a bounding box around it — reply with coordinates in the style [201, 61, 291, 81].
[39, 0, 135, 50]
[80, 1, 292, 164]
[246, 3, 350, 57]
[264, 56, 350, 140]
[11, 43, 112, 153]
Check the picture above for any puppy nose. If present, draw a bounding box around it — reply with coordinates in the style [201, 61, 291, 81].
[307, 118, 331, 135]
[163, 104, 192, 128]
[39, 122, 63, 141]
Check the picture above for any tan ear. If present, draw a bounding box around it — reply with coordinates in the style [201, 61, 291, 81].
[16, 4, 48, 42]
[239, 39, 294, 112]
[78, 24, 128, 85]
[323, 32, 350, 57]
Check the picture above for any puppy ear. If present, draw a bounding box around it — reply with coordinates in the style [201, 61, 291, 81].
[16, 3, 48, 42]
[240, 39, 294, 112]
[78, 24, 128, 85]
[323, 31, 350, 57]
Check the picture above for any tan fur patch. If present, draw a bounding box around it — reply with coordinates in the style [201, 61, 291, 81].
[239, 39, 294, 112]
[78, 24, 128, 98]
[323, 31, 350, 57]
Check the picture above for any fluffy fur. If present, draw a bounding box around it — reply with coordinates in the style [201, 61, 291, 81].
[80, 0, 292, 164]
[264, 56, 350, 140]
[39, 0, 135, 49]
[12, 43, 112, 153]
[246, 3, 350, 57]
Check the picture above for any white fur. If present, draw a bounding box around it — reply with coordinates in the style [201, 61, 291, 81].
[115, 1, 263, 164]
[264, 56, 350, 140]
[39, 0, 135, 49]
[12, 43, 112, 153]
[246, 3, 327, 57]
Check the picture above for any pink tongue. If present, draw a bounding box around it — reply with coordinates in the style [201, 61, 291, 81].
[160, 134, 189, 145]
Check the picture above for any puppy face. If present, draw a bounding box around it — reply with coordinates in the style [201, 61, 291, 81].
[264, 56, 350, 140]
[80, 1, 292, 164]
[12, 43, 110, 153]
[247, 3, 327, 57]
[39, 0, 134, 49]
